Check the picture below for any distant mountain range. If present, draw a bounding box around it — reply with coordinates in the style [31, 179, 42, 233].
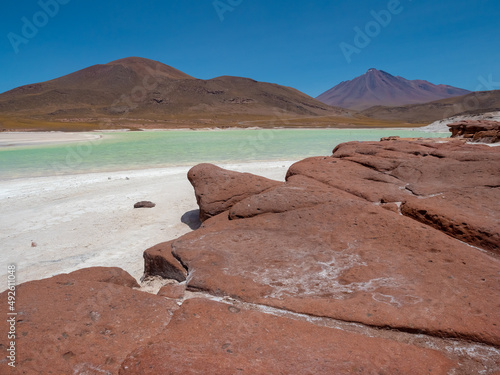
[316, 69, 471, 111]
[1, 59, 498, 130]
[0, 57, 348, 130]
[361, 90, 500, 123]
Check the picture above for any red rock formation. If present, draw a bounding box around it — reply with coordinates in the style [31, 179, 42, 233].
[51, 266, 141, 288]
[187, 163, 281, 221]
[3, 139, 500, 374]
[119, 299, 455, 374]
[143, 240, 188, 282]
[157, 283, 186, 299]
[171, 194, 500, 346]
[0, 267, 177, 374]
[146, 140, 500, 350]
[288, 139, 500, 252]
[448, 119, 500, 143]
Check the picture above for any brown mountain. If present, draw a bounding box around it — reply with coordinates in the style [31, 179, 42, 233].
[316, 69, 471, 111]
[361, 90, 500, 123]
[0, 57, 351, 130]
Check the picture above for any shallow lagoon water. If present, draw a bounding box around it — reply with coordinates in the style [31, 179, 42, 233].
[0, 128, 447, 179]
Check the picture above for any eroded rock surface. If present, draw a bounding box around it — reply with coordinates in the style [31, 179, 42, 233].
[0, 267, 177, 375]
[448, 119, 500, 143]
[172, 196, 500, 346]
[3, 139, 500, 374]
[51, 266, 141, 288]
[119, 299, 455, 375]
[187, 163, 281, 221]
[288, 139, 500, 252]
[135, 139, 499, 374]
[143, 240, 187, 282]
[168, 139, 500, 347]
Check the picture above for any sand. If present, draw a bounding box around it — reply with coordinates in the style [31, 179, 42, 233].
[0, 161, 294, 291]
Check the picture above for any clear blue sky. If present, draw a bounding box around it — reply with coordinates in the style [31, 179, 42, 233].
[1, 0, 499, 97]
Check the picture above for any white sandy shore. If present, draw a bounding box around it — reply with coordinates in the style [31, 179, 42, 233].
[0, 132, 104, 147]
[0, 161, 294, 291]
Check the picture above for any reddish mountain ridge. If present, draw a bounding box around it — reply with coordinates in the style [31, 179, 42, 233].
[317, 69, 471, 111]
[0, 57, 348, 129]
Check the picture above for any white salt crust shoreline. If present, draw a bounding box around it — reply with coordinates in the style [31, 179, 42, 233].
[0, 126, 435, 148]
[0, 161, 295, 291]
[0, 132, 104, 147]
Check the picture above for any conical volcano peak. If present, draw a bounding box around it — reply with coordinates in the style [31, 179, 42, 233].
[317, 69, 471, 110]
[365, 68, 392, 77]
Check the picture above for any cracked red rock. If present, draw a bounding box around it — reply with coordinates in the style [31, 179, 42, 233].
[143, 240, 187, 281]
[448, 119, 500, 143]
[119, 298, 455, 375]
[173, 197, 500, 346]
[169, 139, 500, 346]
[187, 163, 281, 221]
[0, 267, 177, 374]
[3, 139, 500, 374]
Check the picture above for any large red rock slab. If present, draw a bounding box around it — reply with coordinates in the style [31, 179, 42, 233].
[187, 163, 281, 221]
[329, 140, 500, 197]
[286, 156, 408, 202]
[172, 198, 500, 346]
[119, 298, 455, 375]
[51, 266, 140, 288]
[402, 188, 500, 253]
[229, 174, 360, 219]
[0, 268, 176, 375]
[287, 140, 500, 251]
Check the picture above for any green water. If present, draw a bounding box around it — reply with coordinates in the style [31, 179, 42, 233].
[0, 129, 447, 179]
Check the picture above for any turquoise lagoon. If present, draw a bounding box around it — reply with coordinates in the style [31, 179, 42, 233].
[0, 129, 447, 179]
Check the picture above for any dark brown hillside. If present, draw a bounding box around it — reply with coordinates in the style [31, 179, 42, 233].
[361, 90, 500, 123]
[0, 57, 353, 130]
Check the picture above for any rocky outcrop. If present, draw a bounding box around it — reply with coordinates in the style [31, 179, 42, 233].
[119, 299, 455, 374]
[3, 139, 500, 374]
[51, 266, 141, 288]
[288, 139, 500, 253]
[0, 267, 177, 374]
[143, 240, 187, 282]
[143, 139, 499, 371]
[171, 192, 500, 346]
[448, 119, 500, 143]
[420, 111, 500, 133]
[187, 163, 281, 221]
